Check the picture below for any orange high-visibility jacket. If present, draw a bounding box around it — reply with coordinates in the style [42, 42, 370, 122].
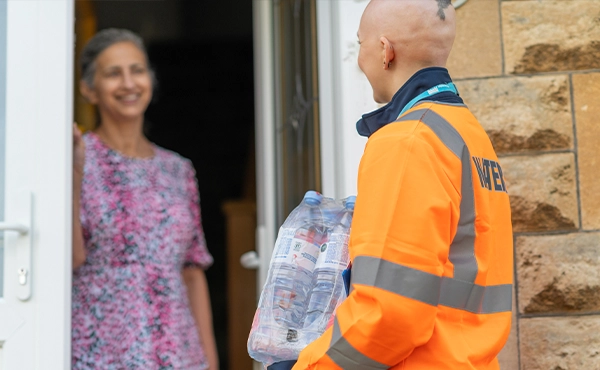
[294, 101, 513, 369]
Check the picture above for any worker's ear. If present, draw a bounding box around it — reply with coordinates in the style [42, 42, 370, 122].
[80, 80, 98, 105]
[380, 36, 395, 70]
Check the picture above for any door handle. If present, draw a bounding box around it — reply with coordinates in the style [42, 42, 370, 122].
[0, 223, 29, 235]
[240, 251, 260, 270]
[1, 191, 33, 301]
[240, 224, 266, 270]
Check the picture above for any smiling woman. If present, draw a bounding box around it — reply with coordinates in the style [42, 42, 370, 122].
[71, 29, 219, 370]
[79, 29, 154, 135]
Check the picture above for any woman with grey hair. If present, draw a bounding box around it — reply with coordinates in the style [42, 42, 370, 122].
[72, 28, 219, 369]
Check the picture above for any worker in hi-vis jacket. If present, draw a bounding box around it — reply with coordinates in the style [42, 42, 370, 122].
[287, 0, 514, 369]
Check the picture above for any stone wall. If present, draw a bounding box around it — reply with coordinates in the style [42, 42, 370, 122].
[447, 0, 600, 369]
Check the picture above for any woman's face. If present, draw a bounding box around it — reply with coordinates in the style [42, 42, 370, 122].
[87, 41, 153, 123]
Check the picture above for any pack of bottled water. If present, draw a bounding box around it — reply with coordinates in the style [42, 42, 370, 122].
[247, 191, 356, 366]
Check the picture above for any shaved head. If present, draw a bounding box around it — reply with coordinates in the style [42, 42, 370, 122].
[357, 0, 456, 103]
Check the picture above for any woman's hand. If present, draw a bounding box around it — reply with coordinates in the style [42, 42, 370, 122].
[73, 123, 86, 180]
[72, 123, 86, 269]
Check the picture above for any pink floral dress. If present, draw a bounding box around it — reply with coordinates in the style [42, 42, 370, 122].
[72, 132, 213, 370]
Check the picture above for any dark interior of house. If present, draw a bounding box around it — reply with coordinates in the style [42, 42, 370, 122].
[90, 1, 256, 368]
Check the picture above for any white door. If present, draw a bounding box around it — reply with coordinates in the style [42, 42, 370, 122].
[0, 1, 73, 369]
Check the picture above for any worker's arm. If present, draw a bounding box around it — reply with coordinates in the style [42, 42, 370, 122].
[294, 129, 459, 369]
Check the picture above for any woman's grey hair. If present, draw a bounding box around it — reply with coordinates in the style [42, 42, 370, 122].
[80, 28, 156, 88]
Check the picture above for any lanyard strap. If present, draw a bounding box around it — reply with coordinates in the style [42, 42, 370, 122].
[397, 82, 458, 119]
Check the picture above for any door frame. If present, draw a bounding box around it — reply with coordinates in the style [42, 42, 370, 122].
[252, 0, 277, 292]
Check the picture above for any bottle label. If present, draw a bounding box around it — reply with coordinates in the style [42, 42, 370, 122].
[315, 232, 350, 270]
[274, 226, 321, 271]
[273, 227, 297, 261]
[289, 236, 320, 271]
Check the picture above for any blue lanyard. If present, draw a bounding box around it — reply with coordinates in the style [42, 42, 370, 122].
[397, 82, 458, 118]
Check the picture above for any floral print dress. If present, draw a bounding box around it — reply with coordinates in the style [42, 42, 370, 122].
[72, 132, 213, 369]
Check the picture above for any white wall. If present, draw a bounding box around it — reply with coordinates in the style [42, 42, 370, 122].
[317, 0, 376, 200]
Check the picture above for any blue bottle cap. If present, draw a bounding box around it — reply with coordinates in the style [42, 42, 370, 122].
[344, 196, 356, 210]
[303, 190, 323, 206]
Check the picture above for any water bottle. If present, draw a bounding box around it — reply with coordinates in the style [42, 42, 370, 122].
[248, 191, 326, 364]
[303, 196, 355, 341]
[272, 191, 324, 330]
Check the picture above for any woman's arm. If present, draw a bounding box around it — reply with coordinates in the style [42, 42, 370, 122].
[183, 267, 219, 370]
[72, 124, 86, 270]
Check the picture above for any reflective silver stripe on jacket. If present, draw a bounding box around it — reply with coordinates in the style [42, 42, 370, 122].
[351, 255, 512, 314]
[388, 108, 510, 311]
[327, 317, 389, 370]
[399, 108, 478, 283]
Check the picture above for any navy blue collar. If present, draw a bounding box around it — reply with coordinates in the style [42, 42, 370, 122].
[356, 67, 463, 137]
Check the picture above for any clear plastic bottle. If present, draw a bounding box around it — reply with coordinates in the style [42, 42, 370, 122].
[272, 191, 324, 330]
[303, 196, 355, 342]
[248, 191, 326, 364]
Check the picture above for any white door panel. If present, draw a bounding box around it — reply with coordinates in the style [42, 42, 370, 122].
[317, 0, 371, 200]
[1, 1, 73, 369]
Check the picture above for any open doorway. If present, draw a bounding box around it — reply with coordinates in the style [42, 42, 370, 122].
[74, 1, 255, 369]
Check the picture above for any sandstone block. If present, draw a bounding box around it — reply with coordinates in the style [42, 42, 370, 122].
[501, 153, 578, 232]
[520, 316, 600, 370]
[516, 233, 600, 314]
[447, 0, 502, 78]
[573, 73, 600, 230]
[459, 75, 572, 154]
[502, 1, 600, 74]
